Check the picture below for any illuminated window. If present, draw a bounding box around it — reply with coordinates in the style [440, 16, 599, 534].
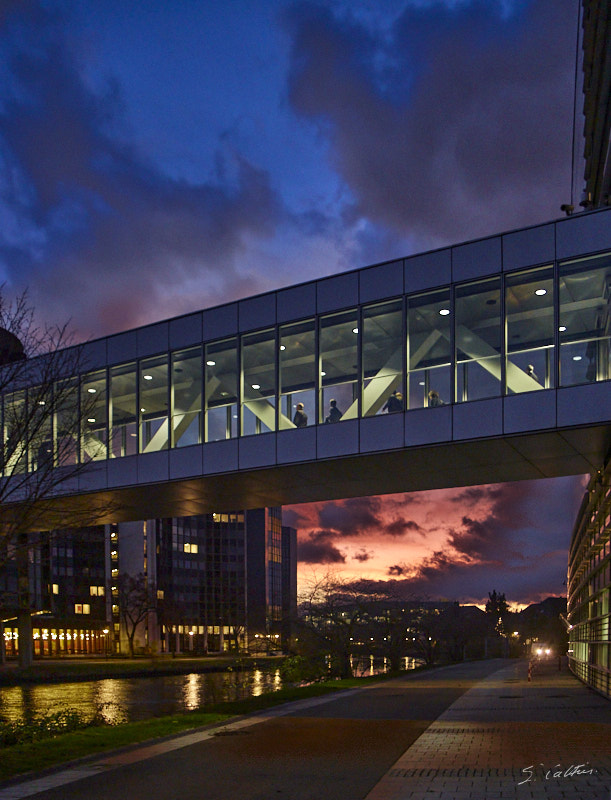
[157, 589, 164, 599]
[52, 584, 59, 595]
[184, 542, 198, 554]
[83, 604, 90, 615]
[90, 585, 105, 596]
[74, 603, 82, 614]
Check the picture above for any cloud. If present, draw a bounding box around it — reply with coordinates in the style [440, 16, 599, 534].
[353, 548, 373, 562]
[291, 476, 586, 604]
[0, 6, 286, 338]
[285, 0, 576, 250]
[298, 531, 346, 564]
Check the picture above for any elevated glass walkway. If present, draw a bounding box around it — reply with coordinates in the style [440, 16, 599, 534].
[3, 207, 611, 523]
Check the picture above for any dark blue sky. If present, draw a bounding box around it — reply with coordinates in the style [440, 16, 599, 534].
[0, 0, 585, 604]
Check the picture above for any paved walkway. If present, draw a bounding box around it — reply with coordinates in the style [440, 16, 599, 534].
[365, 660, 611, 800]
[0, 659, 609, 799]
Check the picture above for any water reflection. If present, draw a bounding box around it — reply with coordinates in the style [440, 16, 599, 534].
[0, 657, 411, 725]
[0, 667, 283, 725]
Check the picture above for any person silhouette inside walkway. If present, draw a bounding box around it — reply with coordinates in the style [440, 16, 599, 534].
[382, 389, 403, 413]
[325, 398, 342, 423]
[428, 389, 444, 407]
[293, 402, 308, 428]
[525, 364, 539, 383]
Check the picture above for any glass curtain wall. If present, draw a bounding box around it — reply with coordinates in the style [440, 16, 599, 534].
[455, 278, 502, 402]
[242, 329, 276, 436]
[81, 371, 107, 461]
[139, 355, 169, 453]
[27, 386, 53, 472]
[110, 363, 137, 457]
[205, 338, 238, 442]
[407, 290, 451, 408]
[54, 379, 79, 465]
[505, 266, 554, 392]
[3, 391, 27, 474]
[559, 253, 611, 386]
[362, 301, 404, 415]
[319, 310, 359, 422]
[171, 348, 201, 447]
[279, 320, 315, 428]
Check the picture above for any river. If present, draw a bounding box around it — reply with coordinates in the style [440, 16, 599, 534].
[0, 656, 419, 725]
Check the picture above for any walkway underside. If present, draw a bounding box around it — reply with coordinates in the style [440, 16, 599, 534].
[15, 422, 611, 530]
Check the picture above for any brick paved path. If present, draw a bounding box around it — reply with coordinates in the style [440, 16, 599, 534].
[365, 660, 611, 800]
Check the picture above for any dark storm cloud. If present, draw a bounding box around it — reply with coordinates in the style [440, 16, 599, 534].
[286, 0, 576, 249]
[298, 532, 346, 564]
[382, 477, 584, 603]
[0, 7, 284, 338]
[353, 548, 373, 562]
[317, 496, 424, 539]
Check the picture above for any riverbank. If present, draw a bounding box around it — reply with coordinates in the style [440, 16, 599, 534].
[0, 654, 283, 686]
[0, 671, 401, 782]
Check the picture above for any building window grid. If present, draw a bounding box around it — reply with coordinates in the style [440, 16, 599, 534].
[3, 252, 610, 469]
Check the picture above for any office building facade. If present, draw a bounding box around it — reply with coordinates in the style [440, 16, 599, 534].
[1, 509, 296, 658]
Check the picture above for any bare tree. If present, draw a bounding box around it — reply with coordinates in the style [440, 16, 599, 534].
[117, 573, 156, 658]
[0, 289, 102, 666]
[296, 571, 376, 679]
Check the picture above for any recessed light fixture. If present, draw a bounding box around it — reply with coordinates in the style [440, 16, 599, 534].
[38, 400, 45, 405]
[321, 371, 326, 376]
[535, 288, 547, 296]
[279, 345, 286, 351]
[439, 308, 450, 316]
[143, 374, 153, 381]
[559, 325, 567, 332]
[419, 381, 425, 386]
[87, 388, 97, 394]
[573, 356, 582, 361]
[87, 418, 96, 423]
[251, 384, 260, 390]
[352, 327, 359, 334]
[140, 407, 146, 412]
[206, 360, 215, 366]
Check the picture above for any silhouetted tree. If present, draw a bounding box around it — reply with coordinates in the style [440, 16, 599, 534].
[117, 573, 156, 657]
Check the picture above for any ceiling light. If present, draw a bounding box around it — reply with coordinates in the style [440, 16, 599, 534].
[535, 288, 547, 296]
[279, 345, 286, 351]
[439, 308, 450, 316]
[572, 355, 582, 361]
[206, 360, 215, 366]
[559, 325, 567, 332]
[352, 327, 359, 334]
[143, 374, 153, 381]
[87, 388, 97, 394]
[38, 400, 45, 405]
[419, 381, 425, 386]
[251, 384, 260, 390]
[321, 371, 326, 376]
[87, 418, 96, 423]
[140, 407, 146, 412]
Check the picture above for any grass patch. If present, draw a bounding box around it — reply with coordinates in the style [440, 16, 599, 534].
[0, 711, 230, 782]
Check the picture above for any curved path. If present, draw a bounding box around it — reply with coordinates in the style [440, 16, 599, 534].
[1, 659, 609, 800]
